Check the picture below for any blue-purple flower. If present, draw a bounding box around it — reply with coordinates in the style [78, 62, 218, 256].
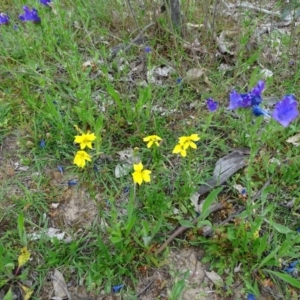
[228, 90, 252, 110]
[40, 0, 52, 6]
[19, 6, 41, 23]
[247, 293, 256, 300]
[206, 98, 218, 112]
[252, 105, 270, 117]
[283, 260, 299, 274]
[228, 81, 265, 110]
[68, 179, 78, 186]
[112, 284, 124, 293]
[0, 13, 9, 25]
[39, 140, 46, 148]
[145, 46, 151, 53]
[272, 95, 299, 127]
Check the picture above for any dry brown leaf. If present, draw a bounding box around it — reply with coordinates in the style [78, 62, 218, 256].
[185, 68, 203, 81]
[82, 60, 97, 71]
[286, 133, 300, 146]
[52, 269, 68, 299]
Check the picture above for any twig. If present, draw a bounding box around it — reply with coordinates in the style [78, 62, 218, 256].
[235, 2, 281, 17]
[51, 275, 72, 300]
[110, 22, 155, 56]
[155, 177, 272, 255]
[136, 279, 155, 298]
[155, 203, 223, 255]
[202, 178, 272, 237]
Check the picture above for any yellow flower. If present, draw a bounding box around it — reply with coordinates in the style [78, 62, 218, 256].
[21, 285, 33, 300]
[178, 134, 200, 149]
[253, 230, 260, 240]
[172, 143, 187, 157]
[73, 150, 92, 168]
[18, 247, 30, 267]
[132, 162, 151, 185]
[143, 135, 162, 148]
[74, 131, 96, 150]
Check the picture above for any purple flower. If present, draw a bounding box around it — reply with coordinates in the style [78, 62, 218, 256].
[228, 90, 252, 110]
[68, 179, 78, 186]
[112, 284, 124, 293]
[252, 105, 269, 117]
[247, 294, 256, 300]
[19, 6, 41, 23]
[228, 81, 265, 110]
[39, 140, 46, 148]
[57, 166, 64, 173]
[0, 13, 10, 25]
[206, 98, 218, 112]
[145, 46, 151, 53]
[272, 95, 299, 127]
[176, 78, 182, 84]
[40, 0, 52, 6]
[283, 260, 299, 274]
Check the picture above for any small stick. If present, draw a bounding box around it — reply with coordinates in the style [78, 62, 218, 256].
[236, 3, 281, 17]
[156, 178, 272, 255]
[155, 203, 223, 255]
[136, 279, 155, 298]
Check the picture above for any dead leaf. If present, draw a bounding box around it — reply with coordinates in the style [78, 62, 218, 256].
[286, 133, 300, 146]
[147, 65, 175, 85]
[216, 31, 234, 55]
[52, 270, 68, 299]
[28, 228, 67, 241]
[205, 270, 223, 287]
[115, 163, 131, 178]
[186, 68, 203, 81]
[82, 60, 97, 71]
[195, 149, 249, 197]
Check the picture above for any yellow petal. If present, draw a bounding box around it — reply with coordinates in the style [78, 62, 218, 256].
[178, 136, 188, 145]
[142, 170, 151, 182]
[74, 135, 84, 144]
[132, 171, 143, 185]
[189, 141, 197, 149]
[172, 144, 182, 154]
[180, 149, 187, 157]
[146, 140, 153, 148]
[190, 134, 200, 141]
[18, 247, 30, 267]
[134, 162, 143, 172]
[143, 136, 151, 142]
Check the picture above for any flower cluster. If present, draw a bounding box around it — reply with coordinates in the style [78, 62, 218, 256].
[73, 129, 96, 168]
[228, 80, 299, 127]
[172, 134, 200, 157]
[0, 1, 52, 25]
[132, 133, 200, 185]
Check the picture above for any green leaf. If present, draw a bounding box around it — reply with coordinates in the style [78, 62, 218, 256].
[142, 220, 149, 236]
[110, 236, 123, 244]
[269, 220, 293, 234]
[257, 234, 268, 258]
[266, 270, 300, 289]
[106, 82, 122, 110]
[0, 279, 8, 289]
[125, 215, 136, 237]
[18, 213, 27, 246]
[200, 187, 223, 220]
[179, 220, 194, 228]
[257, 245, 280, 269]
[197, 219, 212, 229]
[151, 216, 163, 238]
[3, 288, 13, 300]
